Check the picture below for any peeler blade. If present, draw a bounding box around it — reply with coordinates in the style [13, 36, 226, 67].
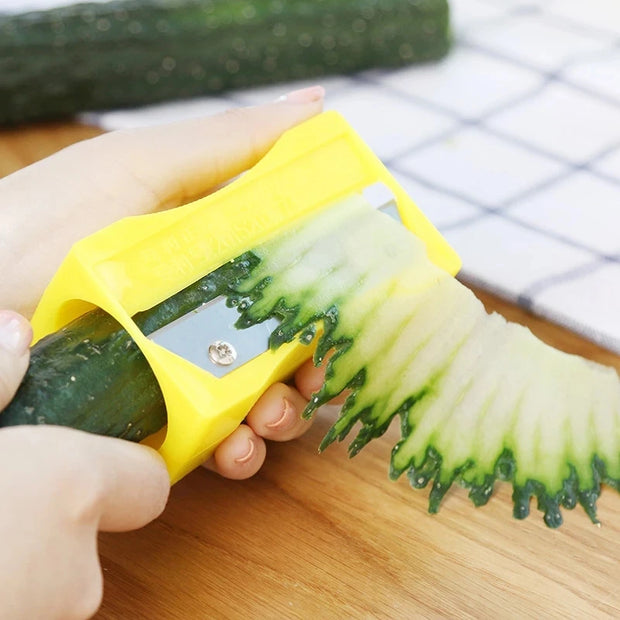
[363, 182, 402, 222]
[147, 297, 280, 378]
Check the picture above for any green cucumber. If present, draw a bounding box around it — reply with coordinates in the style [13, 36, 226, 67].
[0, 253, 255, 440]
[0, 0, 450, 125]
[3, 193, 620, 528]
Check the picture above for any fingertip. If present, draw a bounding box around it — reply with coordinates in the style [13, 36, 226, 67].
[97, 439, 171, 531]
[245, 383, 312, 442]
[294, 355, 348, 406]
[294, 358, 326, 401]
[275, 84, 325, 105]
[142, 447, 172, 517]
[0, 310, 32, 410]
[208, 425, 267, 480]
[0, 310, 32, 357]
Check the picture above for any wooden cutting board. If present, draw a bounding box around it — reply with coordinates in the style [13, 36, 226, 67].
[2, 123, 619, 619]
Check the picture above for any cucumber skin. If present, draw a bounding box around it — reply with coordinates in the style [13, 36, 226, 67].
[0, 0, 450, 125]
[0, 254, 256, 440]
[0, 308, 168, 440]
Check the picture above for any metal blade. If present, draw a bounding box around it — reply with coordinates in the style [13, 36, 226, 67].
[148, 184, 401, 376]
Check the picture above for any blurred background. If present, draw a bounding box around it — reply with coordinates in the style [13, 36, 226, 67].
[1, 0, 620, 353]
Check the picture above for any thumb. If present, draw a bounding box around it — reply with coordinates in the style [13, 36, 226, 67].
[0, 310, 32, 410]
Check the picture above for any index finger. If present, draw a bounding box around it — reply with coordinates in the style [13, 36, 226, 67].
[0, 86, 324, 317]
[97, 85, 326, 210]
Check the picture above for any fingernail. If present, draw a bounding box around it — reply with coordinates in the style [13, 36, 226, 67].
[0, 311, 32, 356]
[234, 438, 256, 464]
[277, 85, 325, 104]
[266, 397, 295, 430]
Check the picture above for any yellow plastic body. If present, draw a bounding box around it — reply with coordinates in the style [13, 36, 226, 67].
[31, 111, 460, 483]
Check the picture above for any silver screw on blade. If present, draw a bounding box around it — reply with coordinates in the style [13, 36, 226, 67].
[208, 340, 237, 366]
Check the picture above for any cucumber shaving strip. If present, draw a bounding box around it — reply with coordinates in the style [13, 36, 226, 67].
[227, 193, 620, 528]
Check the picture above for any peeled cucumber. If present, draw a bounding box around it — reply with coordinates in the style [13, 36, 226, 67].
[230, 195, 620, 528]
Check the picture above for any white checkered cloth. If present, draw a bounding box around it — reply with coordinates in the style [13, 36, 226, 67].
[5, 0, 620, 353]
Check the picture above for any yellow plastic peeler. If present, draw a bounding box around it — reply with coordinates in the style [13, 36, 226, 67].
[31, 111, 460, 483]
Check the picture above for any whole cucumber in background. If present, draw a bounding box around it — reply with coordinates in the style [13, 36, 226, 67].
[0, 0, 451, 125]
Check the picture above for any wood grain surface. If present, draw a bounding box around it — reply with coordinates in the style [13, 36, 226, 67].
[2, 123, 619, 620]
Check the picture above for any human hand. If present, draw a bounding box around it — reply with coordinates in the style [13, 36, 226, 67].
[0, 86, 328, 480]
[0, 310, 169, 619]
